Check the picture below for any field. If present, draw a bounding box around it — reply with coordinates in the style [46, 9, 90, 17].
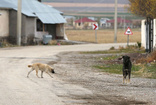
[65, 29, 141, 43]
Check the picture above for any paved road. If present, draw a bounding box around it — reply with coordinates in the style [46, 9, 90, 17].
[0, 43, 134, 105]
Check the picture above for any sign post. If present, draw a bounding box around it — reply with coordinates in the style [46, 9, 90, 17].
[124, 27, 133, 46]
[127, 34, 129, 46]
[93, 23, 98, 43]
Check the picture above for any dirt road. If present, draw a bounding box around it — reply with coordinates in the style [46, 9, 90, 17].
[0, 43, 155, 105]
[55, 52, 156, 105]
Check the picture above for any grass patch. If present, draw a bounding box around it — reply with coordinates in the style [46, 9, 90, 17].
[94, 64, 122, 74]
[81, 44, 156, 78]
[81, 44, 156, 79]
[94, 64, 141, 75]
[94, 55, 156, 78]
[144, 64, 156, 79]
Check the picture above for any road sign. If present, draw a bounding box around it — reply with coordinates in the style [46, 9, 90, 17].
[93, 23, 98, 30]
[124, 27, 133, 46]
[124, 27, 133, 35]
[93, 23, 98, 43]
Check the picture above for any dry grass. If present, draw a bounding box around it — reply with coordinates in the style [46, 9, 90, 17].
[147, 51, 156, 62]
[136, 50, 156, 63]
[66, 29, 141, 43]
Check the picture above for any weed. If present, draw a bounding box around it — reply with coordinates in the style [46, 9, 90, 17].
[0, 41, 17, 48]
[145, 63, 156, 79]
[109, 46, 115, 50]
[137, 42, 141, 49]
[48, 40, 73, 45]
[136, 50, 156, 63]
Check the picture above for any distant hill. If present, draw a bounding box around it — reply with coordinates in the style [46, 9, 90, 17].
[42, 0, 131, 17]
[42, 0, 129, 4]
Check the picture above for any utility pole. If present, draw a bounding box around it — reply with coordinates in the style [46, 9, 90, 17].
[124, 15, 125, 31]
[17, 0, 22, 46]
[114, 0, 118, 43]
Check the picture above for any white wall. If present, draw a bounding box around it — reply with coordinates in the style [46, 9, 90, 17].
[0, 9, 9, 37]
[56, 23, 64, 37]
[141, 19, 156, 48]
[141, 20, 146, 48]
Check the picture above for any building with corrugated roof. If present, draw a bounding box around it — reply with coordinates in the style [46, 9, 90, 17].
[0, 0, 66, 45]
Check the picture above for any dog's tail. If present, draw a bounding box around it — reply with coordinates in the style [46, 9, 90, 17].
[28, 65, 32, 68]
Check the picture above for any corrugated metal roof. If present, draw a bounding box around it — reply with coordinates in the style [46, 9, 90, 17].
[0, 0, 16, 9]
[13, 8, 36, 17]
[36, 13, 66, 24]
[0, 0, 66, 24]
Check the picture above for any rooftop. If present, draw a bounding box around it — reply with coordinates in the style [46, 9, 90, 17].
[0, 0, 66, 24]
[75, 17, 96, 23]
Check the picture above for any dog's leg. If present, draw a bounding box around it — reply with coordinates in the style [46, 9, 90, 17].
[123, 67, 125, 84]
[35, 68, 39, 78]
[123, 69, 126, 84]
[128, 71, 131, 83]
[125, 76, 127, 84]
[123, 74, 127, 84]
[46, 72, 53, 78]
[27, 68, 34, 78]
[123, 75, 126, 84]
[123, 77, 125, 84]
[41, 71, 43, 78]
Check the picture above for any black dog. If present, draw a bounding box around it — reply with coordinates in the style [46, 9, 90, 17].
[122, 56, 132, 84]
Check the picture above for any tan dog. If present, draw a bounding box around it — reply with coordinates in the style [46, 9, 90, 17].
[27, 63, 55, 78]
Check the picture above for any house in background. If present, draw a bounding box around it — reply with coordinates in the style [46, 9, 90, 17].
[100, 18, 111, 28]
[0, 0, 66, 45]
[88, 17, 96, 21]
[73, 17, 97, 29]
[107, 17, 133, 28]
[64, 16, 76, 29]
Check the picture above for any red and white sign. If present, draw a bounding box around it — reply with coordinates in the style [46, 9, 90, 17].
[124, 27, 133, 35]
[93, 23, 98, 30]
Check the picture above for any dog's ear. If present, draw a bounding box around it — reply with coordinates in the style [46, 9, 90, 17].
[128, 56, 130, 59]
[122, 56, 125, 58]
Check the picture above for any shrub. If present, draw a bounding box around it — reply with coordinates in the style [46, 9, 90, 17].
[137, 42, 141, 49]
[109, 46, 115, 50]
[146, 50, 156, 63]
[136, 50, 156, 63]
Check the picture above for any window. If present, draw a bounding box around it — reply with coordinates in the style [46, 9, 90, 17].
[78, 23, 81, 26]
[37, 19, 43, 31]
